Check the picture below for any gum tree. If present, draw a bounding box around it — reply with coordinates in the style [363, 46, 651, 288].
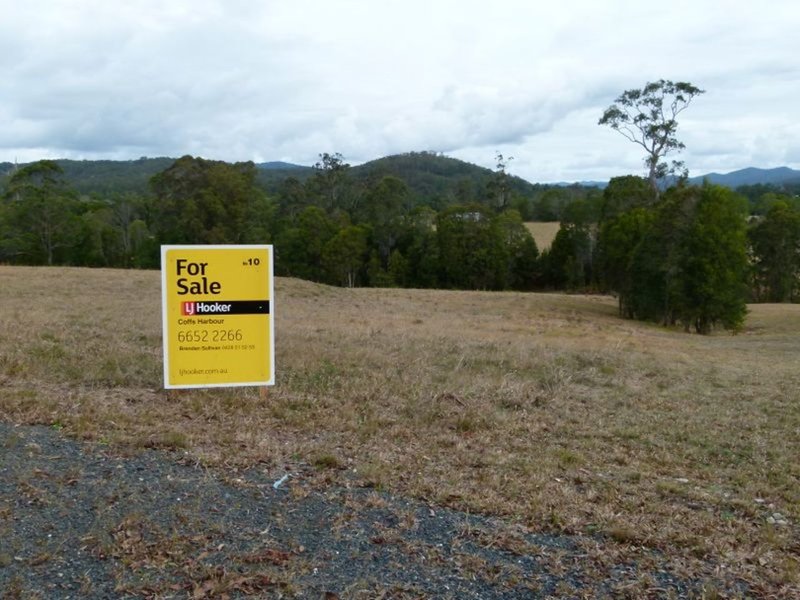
[599, 80, 704, 198]
[4, 160, 80, 265]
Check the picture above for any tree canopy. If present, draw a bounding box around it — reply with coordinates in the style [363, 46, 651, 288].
[599, 80, 704, 197]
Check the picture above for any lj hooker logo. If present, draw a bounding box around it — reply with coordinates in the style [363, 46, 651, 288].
[180, 301, 258, 315]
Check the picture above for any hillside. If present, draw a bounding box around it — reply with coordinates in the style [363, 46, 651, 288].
[1, 153, 550, 201]
[254, 161, 314, 190]
[255, 152, 547, 202]
[0, 157, 175, 196]
[350, 151, 543, 205]
[276, 151, 549, 205]
[3, 154, 799, 199]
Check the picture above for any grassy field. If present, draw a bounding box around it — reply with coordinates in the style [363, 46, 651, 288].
[525, 221, 560, 250]
[1, 266, 799, 595]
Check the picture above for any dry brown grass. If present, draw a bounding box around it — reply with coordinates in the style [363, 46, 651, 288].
[2, 265, 799, 595]
[524, 221, 560, 250]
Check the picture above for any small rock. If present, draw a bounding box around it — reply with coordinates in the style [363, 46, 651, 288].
[675, 478, 689, 484]
[754, 498, 765, 504]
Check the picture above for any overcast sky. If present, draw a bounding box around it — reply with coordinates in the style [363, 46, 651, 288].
[2, 0, 798, 183]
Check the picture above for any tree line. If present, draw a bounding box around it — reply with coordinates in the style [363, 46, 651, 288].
[1, 154, 798, 334]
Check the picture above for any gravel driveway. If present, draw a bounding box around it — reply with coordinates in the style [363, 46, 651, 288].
[1, 423, 749, 599]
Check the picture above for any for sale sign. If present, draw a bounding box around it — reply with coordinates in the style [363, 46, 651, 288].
[161, 245, 274, 388]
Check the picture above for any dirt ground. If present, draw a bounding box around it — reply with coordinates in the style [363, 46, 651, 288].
[1, 422, 749, 599]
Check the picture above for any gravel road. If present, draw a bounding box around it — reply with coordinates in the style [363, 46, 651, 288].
[1, 423, 749, 599]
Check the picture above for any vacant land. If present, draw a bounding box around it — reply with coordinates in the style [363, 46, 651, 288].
[1, 266, 799, 596]
[524, 222, 560, 250]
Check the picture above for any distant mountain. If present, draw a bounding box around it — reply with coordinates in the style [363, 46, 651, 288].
[255, 161, 308, 170]
[555, 167, 800, 190]
[560, 167, 800, 190]
[688, 166, 800, 188]
[554, 180, 607, 189]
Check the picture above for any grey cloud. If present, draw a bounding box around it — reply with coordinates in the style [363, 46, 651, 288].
[1, 0, 800, 182]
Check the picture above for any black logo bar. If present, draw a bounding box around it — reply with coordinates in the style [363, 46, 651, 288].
[193, 300, 270, 315]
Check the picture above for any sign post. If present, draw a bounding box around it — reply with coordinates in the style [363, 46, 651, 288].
[161, 245, 274, 389]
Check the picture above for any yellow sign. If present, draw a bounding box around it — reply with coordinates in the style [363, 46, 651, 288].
[161, 245, 274, 388]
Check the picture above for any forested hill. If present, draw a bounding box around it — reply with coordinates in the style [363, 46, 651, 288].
[254, 152, 544, 204]
[1, 153, 543, 202]
[349, 152, 543, 207]
[0, 157, 175, 196]
[2, 155, 799, 200]
[0, 157, 309, 196]
[253, 161, 313, 189]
